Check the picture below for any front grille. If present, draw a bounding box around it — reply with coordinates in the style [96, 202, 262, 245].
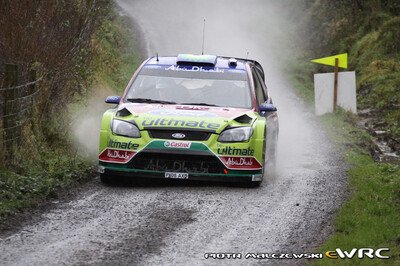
[129, 152, 225, 174]
[148, 129, 211, 141]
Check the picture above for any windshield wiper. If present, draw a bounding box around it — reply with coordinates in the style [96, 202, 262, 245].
[126, 98, 176, 104]
[180, 102, 219, 107]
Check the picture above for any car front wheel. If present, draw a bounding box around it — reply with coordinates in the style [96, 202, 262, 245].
[100, 173, 112, 184]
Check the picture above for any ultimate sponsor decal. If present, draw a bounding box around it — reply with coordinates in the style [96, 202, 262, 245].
[99, 148, 135, 163]
[142, 117, 220, 130]
[217, 147, 254, 156]
[164, 140, 191, 149]
[108, 140, 139, 150]
[220, 156, 262, 170]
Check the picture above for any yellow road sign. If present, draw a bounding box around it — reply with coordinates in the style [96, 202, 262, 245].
[311, 53, 348, 69]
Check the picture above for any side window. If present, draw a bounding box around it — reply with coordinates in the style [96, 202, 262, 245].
[255, 69, 268, 99]
[252, 68, 266, 105]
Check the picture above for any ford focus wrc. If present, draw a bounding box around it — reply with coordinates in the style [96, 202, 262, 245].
[99, 54, 278, 187]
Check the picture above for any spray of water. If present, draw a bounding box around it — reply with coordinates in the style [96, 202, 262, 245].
[71, 85, 115, 158]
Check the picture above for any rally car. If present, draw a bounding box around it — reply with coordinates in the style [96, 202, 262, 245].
[98, 54, 278, 187]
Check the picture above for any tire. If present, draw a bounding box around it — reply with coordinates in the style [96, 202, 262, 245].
[266, 131, 278, 176]
[242, 181, 262, 188]
[100, 173, 112, 184]
[267, 142, 277, 171]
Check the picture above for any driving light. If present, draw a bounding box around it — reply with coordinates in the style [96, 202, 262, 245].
[112, 119, 140, 138]
[218, 127, 253, 142]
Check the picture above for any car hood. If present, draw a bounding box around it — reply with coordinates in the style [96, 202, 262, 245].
[115, 103, 256, 133]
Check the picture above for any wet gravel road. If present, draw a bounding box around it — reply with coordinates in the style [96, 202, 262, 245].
[0, 1, 348, 265]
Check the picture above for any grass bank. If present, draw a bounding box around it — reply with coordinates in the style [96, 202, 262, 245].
[296, 0, 400, 144]
[91, 9, 145, 92]
[0, 6, 144, 220]
[288, 63, 400, 265]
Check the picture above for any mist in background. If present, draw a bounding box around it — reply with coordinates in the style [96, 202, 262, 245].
[118, 0, 297, 68]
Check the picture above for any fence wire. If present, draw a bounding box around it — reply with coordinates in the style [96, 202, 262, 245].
[0, 64, 43, 160]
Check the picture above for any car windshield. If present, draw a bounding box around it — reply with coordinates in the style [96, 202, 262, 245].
[125, 65, 252, 108]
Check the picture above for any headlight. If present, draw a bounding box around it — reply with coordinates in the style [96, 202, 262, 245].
[111, 119, 140, 138]
[218, 127, 253, 142]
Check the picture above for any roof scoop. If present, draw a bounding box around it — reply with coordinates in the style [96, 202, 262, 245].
[177, 54, 217, 67]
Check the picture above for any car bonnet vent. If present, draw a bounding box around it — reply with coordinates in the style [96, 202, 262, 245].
[177, 54, 217, 67]
[116, 107, 131, 117]
[234, 114, 252, 124]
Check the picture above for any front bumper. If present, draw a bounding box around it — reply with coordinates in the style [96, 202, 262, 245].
[99, 163, 263, 183]
[98, 139, 264, 183]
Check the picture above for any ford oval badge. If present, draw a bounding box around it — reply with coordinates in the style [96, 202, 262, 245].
[172, 133, 185, 139]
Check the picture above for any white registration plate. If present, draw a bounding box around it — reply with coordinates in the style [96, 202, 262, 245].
[165, 172, 189, 179]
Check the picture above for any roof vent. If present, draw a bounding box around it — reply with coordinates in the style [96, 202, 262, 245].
[177, 54, 217, 67]
[228, 58, 238, 68]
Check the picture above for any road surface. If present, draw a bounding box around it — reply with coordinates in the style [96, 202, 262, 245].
[0, 1, 347, 265]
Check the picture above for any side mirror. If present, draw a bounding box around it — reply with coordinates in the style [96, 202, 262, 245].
[105, 96, 121, 104]
[259, 103, 277, 112]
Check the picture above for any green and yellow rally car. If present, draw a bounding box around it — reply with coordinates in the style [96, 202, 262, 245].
[99, 54, 278, 187]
